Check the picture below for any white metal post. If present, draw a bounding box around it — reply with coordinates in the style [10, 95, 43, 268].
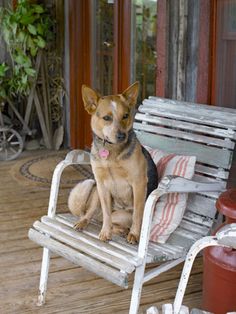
[129, 190, 165, 314]
[37, 248, 51, 306]
[173, 237, 219, 314]
[36, 150, 91, 305]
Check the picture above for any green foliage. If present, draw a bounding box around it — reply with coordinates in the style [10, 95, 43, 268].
[0, 0, 54, 97]
[0, 63, 9, 99]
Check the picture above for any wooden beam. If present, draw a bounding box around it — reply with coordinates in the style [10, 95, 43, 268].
[209, 0, 217, 105]
[196, 0, 211, 104]
[185, 0, 200, 102]
[113, 0, 131, 93]
[156, 0, 167, 97]
[177, 0, 188, 101]
[68, 0, 92, 149]
[167, 0, 179, 99]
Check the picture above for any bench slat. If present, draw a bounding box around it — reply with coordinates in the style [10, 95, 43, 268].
[179, 219, 209, 236]
[186, 194, 217, 219]
[135, 112, 236, 140]
[144, 97, 236, 129]
[36, 218, 136, 272]
[148, 96, 236, 116]
[134, 122, 234, 149]
[193, 174, 226, 186]
[167, 229, 200, 249]
[28, 228, 129, 288]
[140, 103, 234, 130]
[173, 227, 206, 241]
[195, 164, 229, 180]
[41, 216, 139, 265]
[55, 214, 142, 256]
[136, 131, 233, 169]
[183, 210, 213, 228]
[56, 214, 186, 262]
[55, 214, 157, 262]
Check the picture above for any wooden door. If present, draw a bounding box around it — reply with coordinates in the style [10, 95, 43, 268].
[214, 0, 236, 108]
[69, 0, 131, 149]
[69, 0, 158, 149]
[211, 0, 236, 187]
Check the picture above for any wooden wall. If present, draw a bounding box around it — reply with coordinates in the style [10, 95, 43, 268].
[156, 0, 212, 105]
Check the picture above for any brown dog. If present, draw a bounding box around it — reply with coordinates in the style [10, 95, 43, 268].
[68, 82, 158, 244]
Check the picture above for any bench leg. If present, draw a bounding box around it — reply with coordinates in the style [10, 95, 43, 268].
[37, 248, 51, 306]
[129, 263, 146, 314]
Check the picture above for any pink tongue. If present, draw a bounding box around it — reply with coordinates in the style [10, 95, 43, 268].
[99, 148, 109, 159]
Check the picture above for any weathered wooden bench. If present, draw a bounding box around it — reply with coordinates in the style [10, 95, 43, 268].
[28, 97, 236, 314]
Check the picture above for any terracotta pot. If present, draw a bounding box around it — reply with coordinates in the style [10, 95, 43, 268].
[202, 189, 236, 314]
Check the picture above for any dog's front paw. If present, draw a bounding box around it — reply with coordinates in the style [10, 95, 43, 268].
[99, 228, 112, 242]
[73, 218, 89, 231]
[127, 232, 139, 244]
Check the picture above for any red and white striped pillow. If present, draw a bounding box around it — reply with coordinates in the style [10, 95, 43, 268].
[145, 147, 196, 243]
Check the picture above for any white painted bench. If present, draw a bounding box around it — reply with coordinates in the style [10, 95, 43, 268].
[28, 97, 236, 314]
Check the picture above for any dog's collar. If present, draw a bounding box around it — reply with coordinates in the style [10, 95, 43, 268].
[92, 132, 112, 159]
[92, 132, 113, 145]
[92, 130, 135, 160]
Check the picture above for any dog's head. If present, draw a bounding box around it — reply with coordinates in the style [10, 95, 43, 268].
[81, 82, 139, 144]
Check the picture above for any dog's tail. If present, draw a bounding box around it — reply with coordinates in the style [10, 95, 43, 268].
[68, 179, 97, 217]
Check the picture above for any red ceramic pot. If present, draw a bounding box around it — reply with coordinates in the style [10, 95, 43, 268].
[202, 189, 236, 314]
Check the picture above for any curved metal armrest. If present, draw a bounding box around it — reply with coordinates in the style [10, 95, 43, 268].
[47, 149, 91, 217]
[158, 175, 225, 193]
[64, 149, 90, 164]
[216, 223, 236, 249]
[173, 223, 236, 313]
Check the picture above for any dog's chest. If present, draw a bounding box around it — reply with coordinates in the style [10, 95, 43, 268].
[92, 160, 133, 208]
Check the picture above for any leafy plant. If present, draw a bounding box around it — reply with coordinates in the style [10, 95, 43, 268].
[0, 63, 9, 100]
[0, 0, 53, 97]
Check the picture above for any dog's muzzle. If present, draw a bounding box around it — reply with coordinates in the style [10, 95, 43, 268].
[116, 131, 126, 142]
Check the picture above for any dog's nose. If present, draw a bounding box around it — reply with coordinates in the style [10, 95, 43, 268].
[116, 131, 126, 142]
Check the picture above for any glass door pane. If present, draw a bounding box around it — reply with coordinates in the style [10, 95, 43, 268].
[90, 0, 115, 95]
[131, 0, 157, 100]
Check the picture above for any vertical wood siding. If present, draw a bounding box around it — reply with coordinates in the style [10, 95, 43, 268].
[157, 0, 212, 104]
[196, 0, 211, 104]
[186, 0, 200, 102]
[156, 0, 168, 97]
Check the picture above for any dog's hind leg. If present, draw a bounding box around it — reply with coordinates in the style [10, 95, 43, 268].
[68, 179, 101, 230]
[68, 179, 95, 216]
[74, 185, 100, 230]
[111, 210, 132, 237]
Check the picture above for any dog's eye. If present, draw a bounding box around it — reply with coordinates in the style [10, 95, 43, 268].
[103, 115, 112, 121]
[122, 113, 129, 120]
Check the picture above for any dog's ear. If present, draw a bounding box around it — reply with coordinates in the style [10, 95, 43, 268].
[122, 81, 140, 107]
[82, 85, 100, 114]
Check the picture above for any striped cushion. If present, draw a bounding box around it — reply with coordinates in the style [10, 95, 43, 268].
[146, 147, 196, 243]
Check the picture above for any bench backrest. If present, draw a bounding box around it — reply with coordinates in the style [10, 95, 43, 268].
[134, 97, 236, 245]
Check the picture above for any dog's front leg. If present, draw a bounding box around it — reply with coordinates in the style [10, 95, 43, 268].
[127, 182, 147, 244]
[96, 182, 112, 242]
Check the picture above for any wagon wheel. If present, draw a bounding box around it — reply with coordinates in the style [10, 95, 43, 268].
[0, 128, 24, 161]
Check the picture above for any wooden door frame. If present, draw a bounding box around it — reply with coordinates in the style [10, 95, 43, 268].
[69, 0, 92, 149]
[69, 0, 132, 149]
[113, 0, 131, 94]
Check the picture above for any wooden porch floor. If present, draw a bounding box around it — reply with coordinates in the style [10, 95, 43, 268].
[0, 150, 204, 314]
